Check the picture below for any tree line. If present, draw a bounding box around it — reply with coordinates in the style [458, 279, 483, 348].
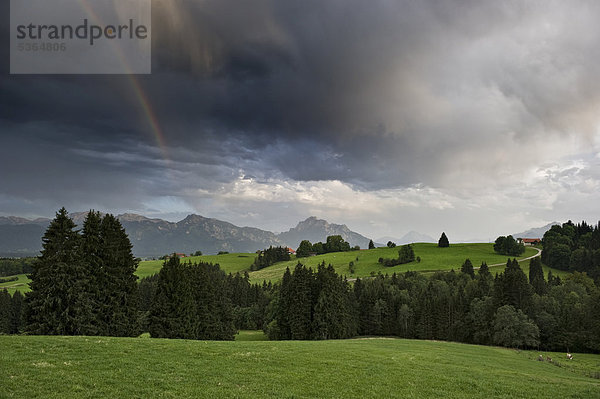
[0, 208, 271, 339]
[494, 235, 525, 256]
[542, 220, 600, 283]
[0, 258, 34, 277]
[262, 257, 600, 352]
[250, 246, 291, 271]
[378, 244, 416, 267]
[296, 235, 356, 257]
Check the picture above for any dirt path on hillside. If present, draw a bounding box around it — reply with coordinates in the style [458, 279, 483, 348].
[477, 247, 542, 269]
[346, 247, 542, 281]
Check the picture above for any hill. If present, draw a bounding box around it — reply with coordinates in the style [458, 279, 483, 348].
[3, 244, 566, 295]
[248, 243, 544, 282]
[1, 335, 598, 398]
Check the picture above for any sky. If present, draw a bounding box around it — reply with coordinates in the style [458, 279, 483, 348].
[2, 0, 600, 242]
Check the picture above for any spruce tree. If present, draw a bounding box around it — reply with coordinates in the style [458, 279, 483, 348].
[191, 262, 235, 340]
[528, 257, 546, 295]
[25, 208, 94, 335]
[149, 256, 196, 339]
[80, 210, 104, 335]
[275, 267, 293, 339]
[99, 214, 139, 336]
[461, 259, 475, 279]
[10, 290, 25, 334]
[438, 232, 449, 248]
[0, 289, 11, 334]
[477, 262, 492, 297]
[288, 264, 314, 340]
[368, 240, 375, 250]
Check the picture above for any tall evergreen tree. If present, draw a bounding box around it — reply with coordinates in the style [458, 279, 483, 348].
[477, 262, 492, 297]
[438, 232, 449, 248]
[288, 264, 314, 339]
[149, 256, 196, 339]
[461, 259, 475, 279]
[368, 239, 375, 250]
[25, 208, 94, 335]
[0, 289, 11, 334]
[274, 267, 293, 339]
[528, 257, 546, 295]
[10, 290, 25, 334]
[191, 262, 235, 340]
[99, 214, 139, 336]
[493, 259, 533, 312]
[80, 210, 104, 335]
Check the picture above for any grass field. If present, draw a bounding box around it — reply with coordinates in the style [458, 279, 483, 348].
[248, 243, 552, 283]
[1, 335, 598, 398]
[1, 244, 569, 294]
[136, 252, 257, 278]
[0, 274, 29, 296]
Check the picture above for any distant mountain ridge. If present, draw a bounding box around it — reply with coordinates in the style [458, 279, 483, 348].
[0, 213, 373, 258]
[376, 231, 436, 245]
[512, 222, 561, 239]
[278, 216, 372, 250]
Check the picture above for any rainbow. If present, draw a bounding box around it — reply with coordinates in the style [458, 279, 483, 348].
[75, 0, 169, 159]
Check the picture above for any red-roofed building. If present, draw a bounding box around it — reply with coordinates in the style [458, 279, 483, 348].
[518, 238, 541, 246]
[287, 247, 296, 255]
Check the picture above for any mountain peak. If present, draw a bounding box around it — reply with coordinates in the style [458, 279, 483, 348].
[180, 214, 209, 224]
[118, 213, 151, 222]
[279, 217, 367, 249]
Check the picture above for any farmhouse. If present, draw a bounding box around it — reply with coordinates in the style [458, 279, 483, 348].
[517, 238, 541, 246]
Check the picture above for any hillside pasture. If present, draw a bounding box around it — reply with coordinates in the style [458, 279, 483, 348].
[0, 244, 569, 294]
[248, 243, 546, 282]
[1, 335, 598, 398]
[0, 273, 29, 295]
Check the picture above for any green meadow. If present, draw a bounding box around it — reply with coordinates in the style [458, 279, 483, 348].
[2, 244, 570, 294]
[248, 243, 549, 283]
[0, 274, 29, 296]
[1, 335, 598, 398]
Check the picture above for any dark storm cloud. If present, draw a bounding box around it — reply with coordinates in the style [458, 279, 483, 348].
[2, 0, 600, 222]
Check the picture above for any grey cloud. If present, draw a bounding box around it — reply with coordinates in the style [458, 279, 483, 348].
[3, 0, 600, 234]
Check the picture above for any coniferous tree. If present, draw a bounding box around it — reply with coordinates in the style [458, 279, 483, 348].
[10, 290, 25, 334]
[288, 264, 314, 339]
[528, 257, 546, 295]
[191, 262, 235, 340]
[368, 239, 375, 250]
[461, 259, 475, 279]
[149, 256, 196, 339]
[312, 263, 355, 339]
[477, 262, 492, 297]
[274, 267, 293, 339]
[80, 210, 104, 335]
[99, 214, 139, 336]
[493, 259, 533, 312]
[0, 289, 11, 334]
[25, 208, 94, 335]
[438, 232, 449, 248]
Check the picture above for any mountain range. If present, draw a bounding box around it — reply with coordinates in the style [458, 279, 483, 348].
[511, 222, 560, 239]
[0, 213, 373, 258]
[376, 231, 436, 245]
